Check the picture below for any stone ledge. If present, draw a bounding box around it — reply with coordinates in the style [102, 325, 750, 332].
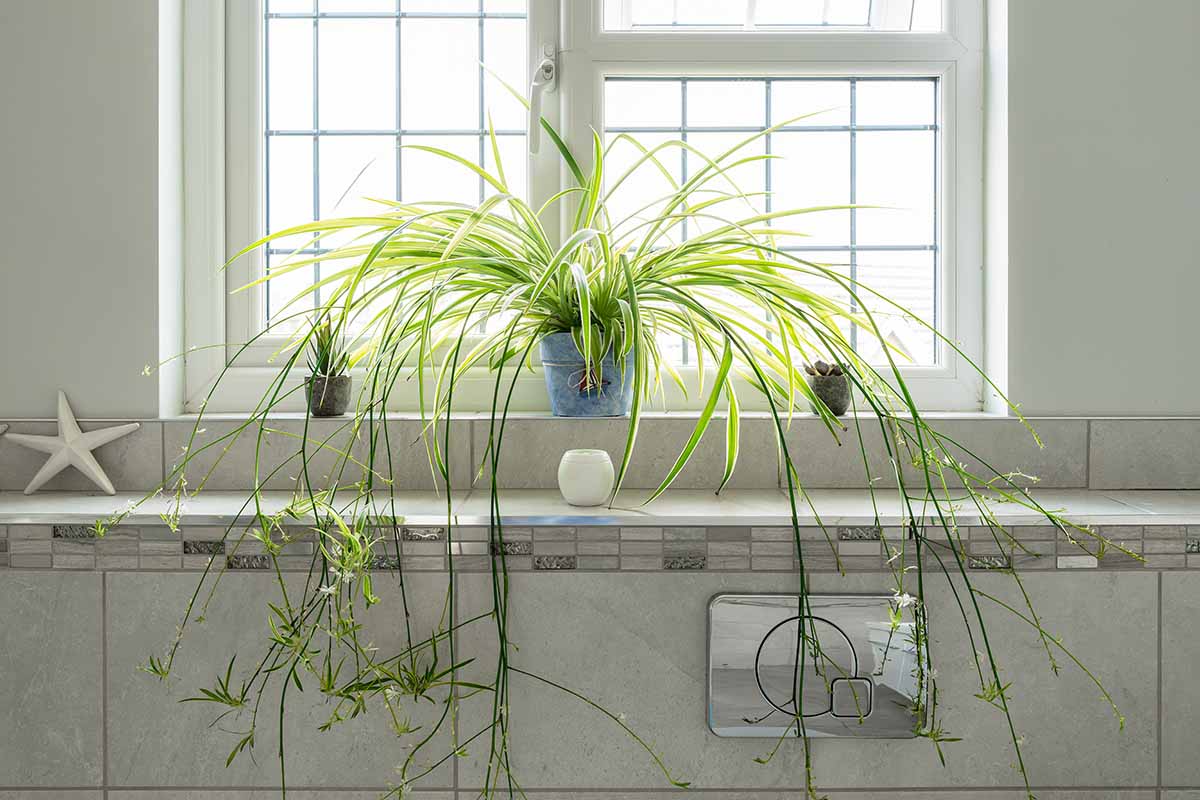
[2, 488, 1200, 528]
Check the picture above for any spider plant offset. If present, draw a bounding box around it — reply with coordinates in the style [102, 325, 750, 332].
[112, 110, 1133, 800]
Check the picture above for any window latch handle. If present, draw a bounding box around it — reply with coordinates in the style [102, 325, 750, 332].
[529, 44, 557, 154]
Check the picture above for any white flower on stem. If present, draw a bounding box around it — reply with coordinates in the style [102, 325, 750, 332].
[893, 592, 918, 609]
[317, 584, 337, 597]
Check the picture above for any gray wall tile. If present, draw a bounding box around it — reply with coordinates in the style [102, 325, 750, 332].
[1162, 572, 1200, 785]
[470, 416, 779, 490]
[0, 420, 163, 492]
[163, 418, 470, 492]
[0, 572, 103, 785]
[1090, 419, 1200, 489]
[0, 793, 103, 800]
[782, 417, 1087, 489]
[106, 572, 455, 788]
[454, 570, 1155, 791]
[472, 794, 1156, 800]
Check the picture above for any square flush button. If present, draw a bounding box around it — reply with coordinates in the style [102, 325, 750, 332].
[831, 677, 873, 718]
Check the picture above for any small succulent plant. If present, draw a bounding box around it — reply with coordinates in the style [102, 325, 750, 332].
[804, 360, 844, 378]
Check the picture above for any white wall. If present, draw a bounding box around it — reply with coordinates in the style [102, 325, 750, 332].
[0, 0, 161, 419]
[1, 0, 1197, 418]
[1004, 0, 1200, 415]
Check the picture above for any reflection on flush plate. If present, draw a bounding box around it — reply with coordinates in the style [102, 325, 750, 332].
[707, 594, 920, 738]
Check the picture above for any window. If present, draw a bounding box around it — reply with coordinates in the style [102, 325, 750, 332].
[602, 76, 939, 367]
[189, 0, 982, 411]
[260, 0, 528, 326]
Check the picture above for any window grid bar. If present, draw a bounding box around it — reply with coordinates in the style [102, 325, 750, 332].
[264, 16, 273, 319]
[267, 128, 526, 136]
[394, 0, 403, 247]
[267, 243, 938, 257]
[763, 79, 775, 349]
[606, 75, 933, 83]
[606, 75, 939, 366]
[311, 3, 321, 308]
[477, 0, 486, 205]
[266, 11, 524, 20]
[263, 2, 528, 325]
[679, 77, 689, 365]
[848, 76, 858, 351]
[606, 124, 936, 134]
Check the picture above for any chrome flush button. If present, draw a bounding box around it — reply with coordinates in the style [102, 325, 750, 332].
[707, 594, 921, 738]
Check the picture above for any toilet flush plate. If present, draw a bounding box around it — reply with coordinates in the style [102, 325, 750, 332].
[707, 594, 921, 738]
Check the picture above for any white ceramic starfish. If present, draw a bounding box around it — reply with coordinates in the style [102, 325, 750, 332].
[5, 391, 140, 495]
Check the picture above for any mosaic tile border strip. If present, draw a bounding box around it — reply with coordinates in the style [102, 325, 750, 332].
[1, 522, 1199, 573]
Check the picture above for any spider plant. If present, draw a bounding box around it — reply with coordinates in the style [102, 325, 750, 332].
[307, 318, 350, 378]
[113, 110, 1131, 800]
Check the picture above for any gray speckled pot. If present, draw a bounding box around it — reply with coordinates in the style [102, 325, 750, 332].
[306, 374, 351, 417]
[807, 373, 850, 416]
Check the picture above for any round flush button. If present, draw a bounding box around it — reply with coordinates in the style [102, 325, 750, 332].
[753, 615, 859, 718]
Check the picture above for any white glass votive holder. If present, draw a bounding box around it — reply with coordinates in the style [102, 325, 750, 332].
[557, 449, 615, 507]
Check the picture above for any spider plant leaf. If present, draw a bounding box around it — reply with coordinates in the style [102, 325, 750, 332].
[611, 254, 644, 499]
[567, 261, 593, 368]
[483, 64, 585, 185]
[644, 338, 733, 503]
[402, 144, 507, 193]
[718, 384, 740, 493]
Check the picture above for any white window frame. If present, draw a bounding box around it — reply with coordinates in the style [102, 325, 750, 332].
[182, 0, 982, 413]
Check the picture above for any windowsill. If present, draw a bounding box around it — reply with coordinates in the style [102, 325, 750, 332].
[161, 410, 1018, 423]
[3, 488, 1197, 528]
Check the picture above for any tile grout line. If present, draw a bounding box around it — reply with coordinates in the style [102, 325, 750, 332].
[101, 571, 108, 800]
[452, 570, 460, 796]
[5, 784, 1175, 795]
[1157, 569, 1163, 799]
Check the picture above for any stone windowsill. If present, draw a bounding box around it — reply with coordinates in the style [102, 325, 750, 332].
[2, 488, 1200, 528]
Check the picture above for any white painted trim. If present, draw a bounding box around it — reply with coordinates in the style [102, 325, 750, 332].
[159, 0, 185, 416]
[529, 0, 563, 246]
[983, 0, 1010, 414]
[181, 0, 228, 412]
[223, 0, 265, 372]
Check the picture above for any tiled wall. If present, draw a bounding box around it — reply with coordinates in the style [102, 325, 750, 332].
[1, 519, 1200, 797]
[4, 416, 1200, 492]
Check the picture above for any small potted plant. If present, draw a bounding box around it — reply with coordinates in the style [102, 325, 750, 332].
[805, 360, 850, 416]
[305, 319, 351, 417]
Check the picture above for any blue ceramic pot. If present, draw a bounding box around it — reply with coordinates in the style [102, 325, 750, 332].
[539, 331, 634, 417]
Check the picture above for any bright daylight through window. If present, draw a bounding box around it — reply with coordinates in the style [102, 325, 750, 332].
[237, 0, 971, 407]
